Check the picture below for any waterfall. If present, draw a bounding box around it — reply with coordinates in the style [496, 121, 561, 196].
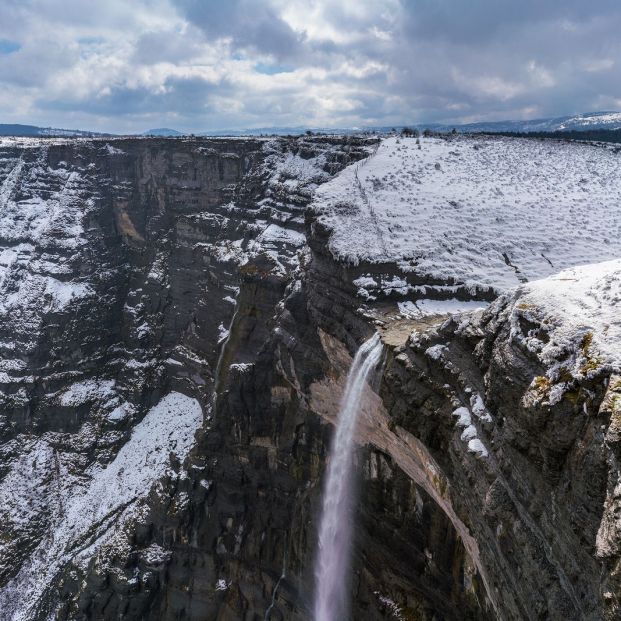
[212, 297, 239, 415]
[314, 333, 383, 621]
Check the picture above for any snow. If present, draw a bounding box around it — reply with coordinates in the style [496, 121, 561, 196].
[313, 135, 621, 295]
[215, 578, 230, 591]
[557, 111, 621, 130]
[0, 272, 93, 318]
[107, 401, 135, 422]
[102, 143, 125, 155]
[461, 425, 478, 441]
[470, 393, 493, 424]
[353, 275, 377, 289]
[452, 406, 488, 458]
[467, 438, 489, 458]
[0, 438, 55, 531]
[43, 278, 93, 309]
[265, 148, 332, 190]
[0, 392, 203, 620]
[218, 322, 230, 344]
[425, 344, 447, 360]
[258, 223, 306, 247]
[58, 379, 116, 406]
[509, 258, 621, 372]
[0, 157, 88, 250]
[141, 543, 172, 565]
[0, 148, 95, 354]
[374, 592, 405, 621]
[452, 407, 472, 428]
[207, 239, 249, 265]
[230, 362, 253, 373]
[146, 253, 167, 283]
[399, 299, 487, 318]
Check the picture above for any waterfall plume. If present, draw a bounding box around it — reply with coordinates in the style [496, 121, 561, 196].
[314, 333, 383, 621]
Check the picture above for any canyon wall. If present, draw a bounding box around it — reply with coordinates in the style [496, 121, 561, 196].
[0, 135, 618, 620]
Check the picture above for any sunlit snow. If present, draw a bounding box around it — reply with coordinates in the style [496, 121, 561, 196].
[314, 135, 621, 294]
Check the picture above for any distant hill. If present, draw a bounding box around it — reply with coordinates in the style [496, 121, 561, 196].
[480, 128, 621, 144]
[539, 111, 621, 131]
[2, 111, 620, 139]
[142, 128, 184, 136]
[0, 123, 113, 137]
[428, 111, 621, 134]
[195, 111, 621, 136]
[0, 124, 44, 136]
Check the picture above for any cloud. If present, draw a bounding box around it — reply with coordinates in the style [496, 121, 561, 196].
[172, 0, 304, 60]
[0, 0, 619, 132]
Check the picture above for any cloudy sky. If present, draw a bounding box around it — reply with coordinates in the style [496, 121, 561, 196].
[0, 0, 620, 133]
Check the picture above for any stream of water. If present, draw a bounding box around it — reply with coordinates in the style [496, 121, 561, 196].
[314, 333, 383, 621]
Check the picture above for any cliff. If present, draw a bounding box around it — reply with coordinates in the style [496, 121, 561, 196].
[0, 134, 619, 620]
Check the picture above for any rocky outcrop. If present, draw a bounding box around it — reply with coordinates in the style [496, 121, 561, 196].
[0, 135, 619, 621]
[308, 256, 621, 620]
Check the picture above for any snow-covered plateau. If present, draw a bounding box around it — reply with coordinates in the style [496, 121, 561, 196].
[313, 135, 621, 297]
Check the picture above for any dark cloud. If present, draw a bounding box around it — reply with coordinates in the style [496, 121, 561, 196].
[38, 75, 231, 117]
[132, 29, 205, 65]
[172, 0, 304, 60]
[390, 1, 621, 120]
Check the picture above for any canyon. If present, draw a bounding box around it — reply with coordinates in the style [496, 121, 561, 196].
[0, 132, 619, 620]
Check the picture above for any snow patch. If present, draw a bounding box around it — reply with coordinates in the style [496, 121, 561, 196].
[511, 259, 621, 370]
[468, 438, 489, 458]
[425, 344, 447, 360]
[58, 379, 116, 407]
[215, 578, 230, 591]
[103, 143, 126, 155]
[399, 298, 488, 318]
[258, 223, 306, 247]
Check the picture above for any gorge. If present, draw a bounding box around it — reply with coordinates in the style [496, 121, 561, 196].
[0, 132, 620, 621]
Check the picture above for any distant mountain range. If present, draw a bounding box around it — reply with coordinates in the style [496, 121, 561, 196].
[2, 111, 621, 138]
[147, 111, 621, 136]
[145, 111, 621, 136]
[427, 111, 621, 133]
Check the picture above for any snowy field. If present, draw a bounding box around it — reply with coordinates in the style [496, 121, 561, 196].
[313, 135, 621, 295]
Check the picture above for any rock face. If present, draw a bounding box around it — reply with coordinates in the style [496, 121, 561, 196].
[0, 135, 619, 621]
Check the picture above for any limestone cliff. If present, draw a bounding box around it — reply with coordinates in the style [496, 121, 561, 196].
[0, 134, 619, 621]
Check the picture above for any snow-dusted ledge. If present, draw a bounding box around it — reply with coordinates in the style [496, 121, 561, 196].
[0, 392, 203, 621]
[508, 259, 621, 385]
